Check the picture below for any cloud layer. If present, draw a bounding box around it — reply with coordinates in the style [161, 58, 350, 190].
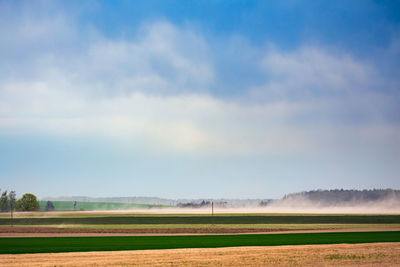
[1, 20, 399, 154]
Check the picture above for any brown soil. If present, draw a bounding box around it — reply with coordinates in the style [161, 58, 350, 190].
[0, 226, 307, 234]
[1, 226, 399, 237]
[1, 242, 399, 266]
[0, 226, 321, 237]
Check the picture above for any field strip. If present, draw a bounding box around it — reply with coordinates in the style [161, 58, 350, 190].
[2, 214, 400, 225]
[1, 226, 400, 237]
[1, 231, 399, 254]
[3, 223, 400, 229]
[1, 242, 400, 266]
[1, 208, 400, 216]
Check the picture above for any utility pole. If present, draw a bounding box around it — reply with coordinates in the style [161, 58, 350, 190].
[211, 201, 214, 216]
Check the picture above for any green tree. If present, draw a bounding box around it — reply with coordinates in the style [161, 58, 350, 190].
[16, 193, 40, 211]
[45, 201, 55, 211]
[0, 191, 9, 212]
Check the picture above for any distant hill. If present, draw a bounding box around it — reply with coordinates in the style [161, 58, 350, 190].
[271, 189, 400, 207]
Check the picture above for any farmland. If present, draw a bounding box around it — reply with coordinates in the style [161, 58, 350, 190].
[2, 243, 400, 267]
[2, 214, 400, 225]
[1, 231, 400, 254]
[1, 213, 400, 235]
[1, 211, 399, 266]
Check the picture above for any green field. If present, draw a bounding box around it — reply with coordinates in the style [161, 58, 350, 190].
[37, 201, 165, 211]
[2, 214, 400, 225]
[1, 231, 399, 254]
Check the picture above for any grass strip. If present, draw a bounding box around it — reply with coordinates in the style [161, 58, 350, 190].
[1, 215, 400, 225]
[1, 231, 399, 254]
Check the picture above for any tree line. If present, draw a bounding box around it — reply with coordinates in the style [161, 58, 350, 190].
[0, 190, 55, 212]
[280, 189, 400, 205]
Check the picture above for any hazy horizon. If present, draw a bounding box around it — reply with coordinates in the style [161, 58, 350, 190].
[1, 1, 399, 199]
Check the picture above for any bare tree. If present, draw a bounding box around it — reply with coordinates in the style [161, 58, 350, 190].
[8, 191, 16, 227]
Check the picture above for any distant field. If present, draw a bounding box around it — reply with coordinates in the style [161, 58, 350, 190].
[4, 223, 397, 230]
[1, 214, 400, 225]
[1, 231, 399, 254]
[37, 201, 165, 211]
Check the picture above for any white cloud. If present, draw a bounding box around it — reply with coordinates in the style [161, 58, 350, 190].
[253, 46, 375, 100]
[0, 85, 309, 154]
[0, 12, 399, 158]
[39, 21, 215, 97]
[2, 82, 398, 157]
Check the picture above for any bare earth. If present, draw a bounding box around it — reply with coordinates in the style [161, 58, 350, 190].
[1, 226, 400, 237]
[1, 242, 400, 266]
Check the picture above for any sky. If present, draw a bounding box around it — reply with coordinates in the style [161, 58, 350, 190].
[0, 0, 399, 199]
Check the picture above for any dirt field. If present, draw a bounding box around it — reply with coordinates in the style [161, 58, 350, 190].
[1, 226, 400, 237]
[0, 226, 310, 237]
[1, 242, 399, 266]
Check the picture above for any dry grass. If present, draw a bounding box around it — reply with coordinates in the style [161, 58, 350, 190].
[1, 242, 399, 266]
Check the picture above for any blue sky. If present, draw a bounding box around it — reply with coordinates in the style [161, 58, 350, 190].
[0, 0, 399, 199]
